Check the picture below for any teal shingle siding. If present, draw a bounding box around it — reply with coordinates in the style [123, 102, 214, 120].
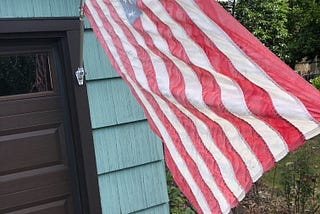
[0, 0, 78, 18]
[86, 78, 146, 129]
[98, 162, 168, 214]
[84, 27, 169, 213]
[0, 1, 169, 213]
[93, 121, 164, 174]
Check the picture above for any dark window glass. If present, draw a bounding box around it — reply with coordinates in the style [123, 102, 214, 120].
[0, 53, 53, 96]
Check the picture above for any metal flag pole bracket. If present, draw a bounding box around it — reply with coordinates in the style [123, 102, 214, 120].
[76, 0, 86, 86]
[75, 67, 85, 85]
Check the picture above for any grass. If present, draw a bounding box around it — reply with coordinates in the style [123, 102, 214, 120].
[257, 134, 320, 213]
[261, 134, 320, 191]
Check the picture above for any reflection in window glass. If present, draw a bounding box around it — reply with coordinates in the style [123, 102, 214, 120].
[0, 53, 53, 96]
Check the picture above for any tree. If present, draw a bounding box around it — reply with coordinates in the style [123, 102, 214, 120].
[219, 0, 320, 67]
[235, 0, 291, 63]
[287, 0, 320, 66]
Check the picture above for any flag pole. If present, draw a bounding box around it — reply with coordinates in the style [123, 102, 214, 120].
[79, 0, 85, 68]
[75, 0, 85, 85]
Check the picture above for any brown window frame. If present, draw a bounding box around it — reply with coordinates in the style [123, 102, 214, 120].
[0, 18, 102, 214]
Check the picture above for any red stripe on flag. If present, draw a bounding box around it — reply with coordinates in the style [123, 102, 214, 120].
[195, 0, 320, 124]
[163, 145, 203, 214]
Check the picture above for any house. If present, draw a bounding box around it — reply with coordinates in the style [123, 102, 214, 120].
[295, 56, 320, 80]
[0, 0, 169, 213]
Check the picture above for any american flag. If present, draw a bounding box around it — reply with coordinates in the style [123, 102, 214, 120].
[31, 54, 51, 92]
[84, 0, 320, 213]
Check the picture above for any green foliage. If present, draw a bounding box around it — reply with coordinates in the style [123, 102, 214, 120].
[219, 0, 320, 66]
[279, 143, 320, 213]
[259, 135, 320, 213]
[166, 169, 196, 214]
[310, 76, 320, 90]
[235, 0, 291, 62]
[287, 0, 320, 65]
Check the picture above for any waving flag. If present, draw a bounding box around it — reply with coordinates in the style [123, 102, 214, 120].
[84, 0, 320, 213]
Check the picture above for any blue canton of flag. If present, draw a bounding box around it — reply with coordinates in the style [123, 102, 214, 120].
[119, 0, 142, 24]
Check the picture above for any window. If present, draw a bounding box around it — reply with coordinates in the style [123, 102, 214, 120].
[0, 52, 53, 96]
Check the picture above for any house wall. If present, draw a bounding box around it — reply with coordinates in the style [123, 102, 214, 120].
[0, 1, 169, 213]
[84, 28, 169, 214]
